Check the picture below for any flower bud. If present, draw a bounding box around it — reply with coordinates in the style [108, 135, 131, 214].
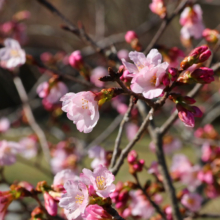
[162, 74, 170, 86]
[69, 50, 84, 69]
[180, 46, 211, 69]
[125, 31, 138, 43]
[176, 104, 195, 127]
[149, 0, 166, 19]
[44, 192, 57, 216]
[203, 28, 219, 44]
[127, 150, 138, 164]
[190, 67, 214, 84]
[168, 67, 179, 81]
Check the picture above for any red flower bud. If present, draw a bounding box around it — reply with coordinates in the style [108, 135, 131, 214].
[125, 30, 138, 43]
[190, 67, 214, 84]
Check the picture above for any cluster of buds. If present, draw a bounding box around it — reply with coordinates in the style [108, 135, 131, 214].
[178, 67, 214, 84]
[203, 28, 219, 44]
[194, 124, 219, 140]
[170, 94, 202, 127]
[69, 50, 90, 81]
[149, 0, 166, 19]
[127, 150, 145, 174]
[180, 45, 211, 70]
[110, 181, 136, 212]
[124, 30, 142, 51]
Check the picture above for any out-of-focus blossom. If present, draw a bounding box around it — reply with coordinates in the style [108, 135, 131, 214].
[82, 204, 112, 220]
[0, 38, 26, 69]
[149, 135, 182, 154]
[111, 97, 128, 115]
[0, 0, 5, 9]
[197, 169, 213, 184]
[148, 161, 162, 181]
[129, 190, 155, 219]
[59, 181, 89, 219]
[12, 10, 31, 22]
[53, 169, 79, 187]
[180, 4, 205, 41]
[19, 137, 38, 159]
[201, 143, 213, 162]
[82, 165, 115, 198]
[88, 146, 108, 169]
[125, 123, 139, 141]
[181, 192, 202, 212]
[0, 117, 10, 133]
[127, 150, 145, 174]
[149, 0, 166, 18]
[90, 67, 108, 87]
[60, 91, 99, 133]
[44, 192, 58, 216]
[164, 206, 173, 220]
[122, 50, 169, 99]
[0, 140, 20, 166]
[117, 49, 129, 60]
[37, 80, 68, 104]
[203, 28, 219, 43]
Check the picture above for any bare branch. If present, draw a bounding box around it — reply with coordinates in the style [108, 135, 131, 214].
[110, 97, 135, 169]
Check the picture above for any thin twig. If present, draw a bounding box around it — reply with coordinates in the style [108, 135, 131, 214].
[13, 76, 51, 166]
[110, 108, 154, 175]
[110, 97, 135, 169]
[144, 0, 189, 55]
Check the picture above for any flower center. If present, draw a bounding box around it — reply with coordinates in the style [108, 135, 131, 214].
[150, 74, 157, 86]
[75, 194, 84, 204]
[96, 176, 106, 190]
[10, 49, 19, 57]
[81, 98, 89, 110]
[187, 198, 195, 205]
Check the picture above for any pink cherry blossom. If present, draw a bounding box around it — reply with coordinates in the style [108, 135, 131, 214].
[122, 50, 169, 99]
[37, 81, 68, 104]
[88, 146, 108, 169]
[149, 0, 166, 18]
[181, 192, 202, 212]
[0, 117, 10, 133]
[60, 91, 99, 133]
[129, 190, 155, 219]
[19, 137, 38, 159]
[90, 67, 108, 87]
[0, 140, 20, 166]
[201, 143, 212, 162]
[51, 148, 68, 174]
[0, 38, 26, 69]
[59, 181, 89, 219]
[44, 192, 57, 216]
[125, 31, 138, 43]
[117, 49, 129, 60]
[197, 170, 213, 184]
[82, 204, 112, 220]
[82, 165, 115, 198]
[180, 4, 205, 40]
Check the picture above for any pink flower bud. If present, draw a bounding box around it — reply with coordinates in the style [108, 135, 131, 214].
[176, 104, 195, 127]
[127, 150, 137, 164]
[69, 50, 84, 69]
[181, 46, 211, 69]
[168, 67, 178, 76]
[149, 0, 166, 18]
[203, 28, 219, 43]
[83, 204, 112, 220]
[125, 31, 138, 43]
[118, 190, 129, 201]
[116, 201, 125, 209]
[162, 74, 170, 86]
[190, 67, 214, 84]
[88, 185, 96, 196]
[44, 192, 58, 216]
[182, 96, 196, 104]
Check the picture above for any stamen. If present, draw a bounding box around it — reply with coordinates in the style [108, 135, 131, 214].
[75, 195, 84, 204]
[96, 176, 106, 190]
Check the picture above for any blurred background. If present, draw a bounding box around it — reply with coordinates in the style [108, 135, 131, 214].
[1, 0, 220, 219]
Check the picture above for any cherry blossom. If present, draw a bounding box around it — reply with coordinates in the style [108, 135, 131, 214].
[122, 50, 169, 99]
[60, 91, 99, 133]
[59, 181, 89, 219]
[90, 67, 108, 87]
[0, 38, 26, 69]
[0, 117, 10, 133]
[82, 165, 115, 198]
[19, 137, 38, 159]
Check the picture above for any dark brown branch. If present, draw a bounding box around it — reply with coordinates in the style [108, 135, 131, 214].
[110, 97, 135, 169]
[105, 206, 125, 220]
